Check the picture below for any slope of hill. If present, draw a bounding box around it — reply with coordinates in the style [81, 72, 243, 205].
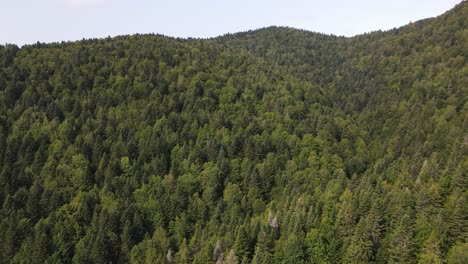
[0, 2, 466, 263]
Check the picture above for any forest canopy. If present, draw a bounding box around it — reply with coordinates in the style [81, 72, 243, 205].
[0, 2, 467, 263]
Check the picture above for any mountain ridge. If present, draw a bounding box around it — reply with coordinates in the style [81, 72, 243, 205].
[9, 1, 466, 49]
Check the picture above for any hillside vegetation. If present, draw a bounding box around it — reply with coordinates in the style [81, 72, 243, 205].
[0, 2, 467, 263]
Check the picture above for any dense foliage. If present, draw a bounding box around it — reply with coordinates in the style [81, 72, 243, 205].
[0, 2, 467, 263]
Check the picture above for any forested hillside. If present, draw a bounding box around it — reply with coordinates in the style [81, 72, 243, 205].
[0, 2, 467, 263]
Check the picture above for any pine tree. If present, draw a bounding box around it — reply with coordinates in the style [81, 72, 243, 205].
[336, 188, 355, 239]
[446, 243, 468, 264]
[344, 217, 373, 263]
[306, 229, 328, 264]
[417, 231, 443, 264]
[176, 239, 191, 264]
[234, 225, 251, 262]
[225, 249, 239, 264]
[388, 214, 416, 264]
[213, 239, 224, 263]
[251, 228, 274, 264]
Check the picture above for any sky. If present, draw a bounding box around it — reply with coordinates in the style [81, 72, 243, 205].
[1, 0, 463, 46]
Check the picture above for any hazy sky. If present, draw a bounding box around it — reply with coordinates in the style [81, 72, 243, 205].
[2, 0, 463, 46]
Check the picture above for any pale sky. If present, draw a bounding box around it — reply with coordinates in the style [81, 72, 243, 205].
[1, 0, 463, 46]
